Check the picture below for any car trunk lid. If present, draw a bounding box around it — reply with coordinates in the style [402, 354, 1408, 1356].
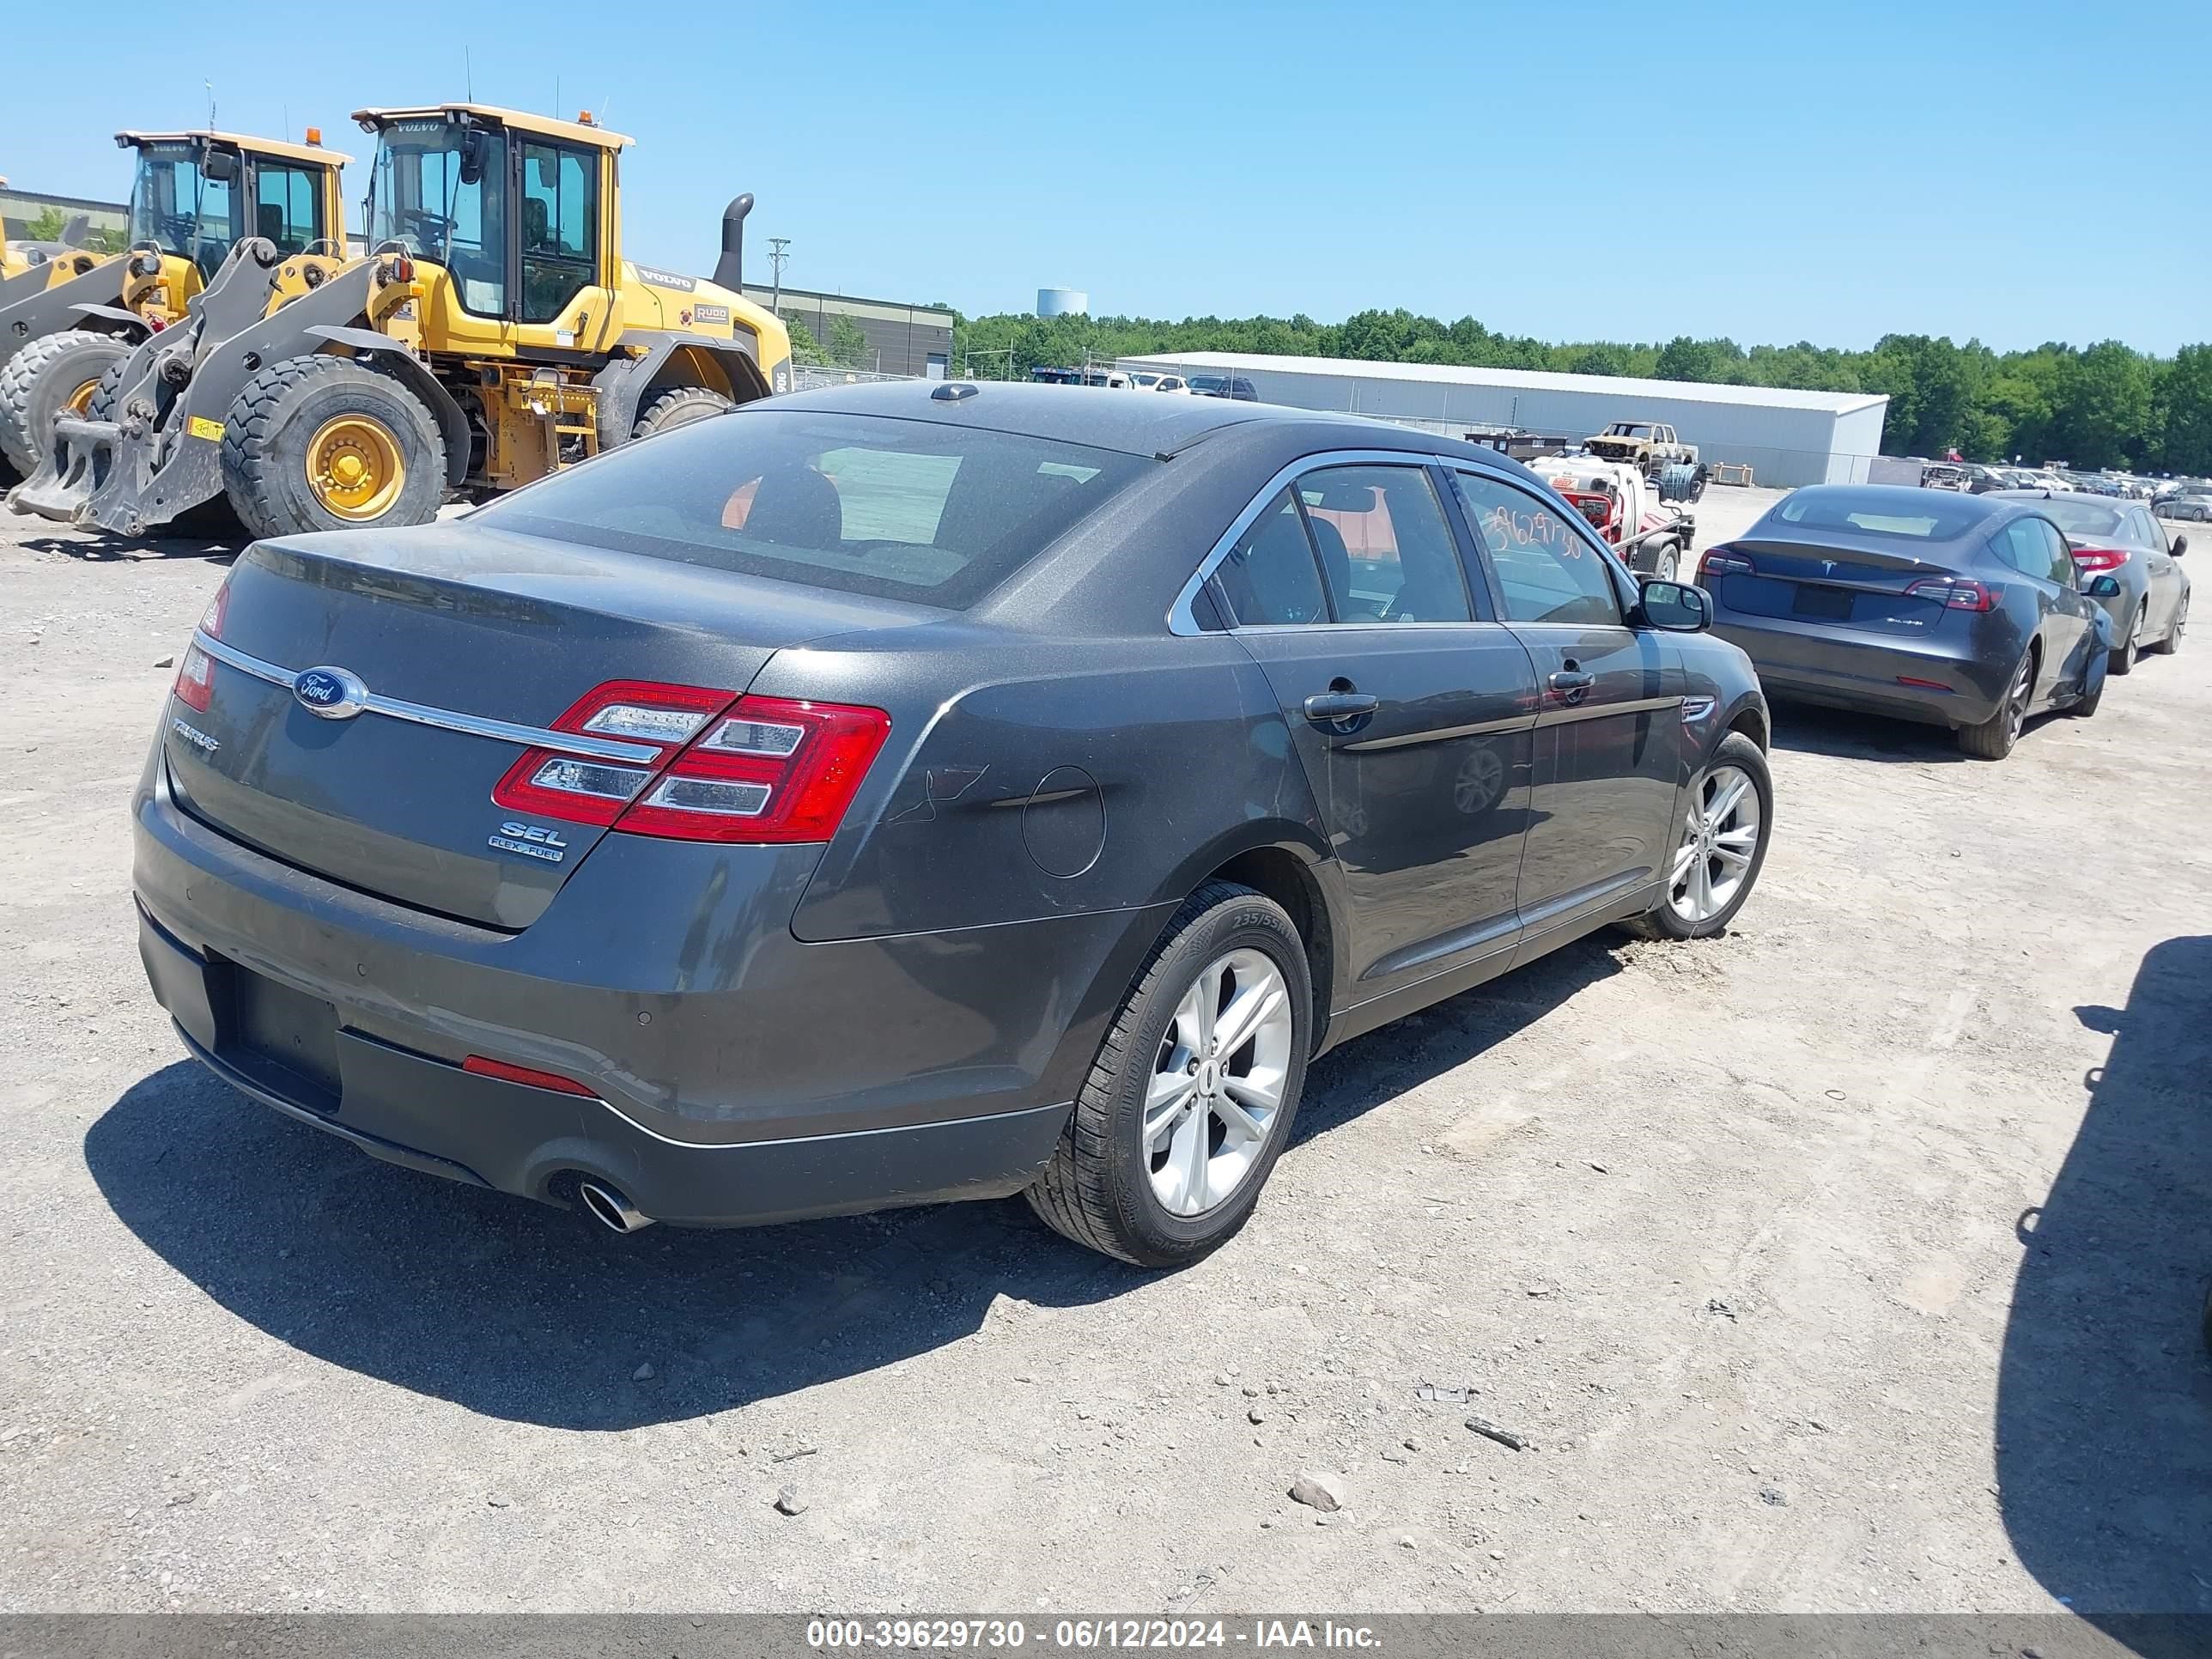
[1709, 537, 1976, 634]
[163, 523, 938, 929]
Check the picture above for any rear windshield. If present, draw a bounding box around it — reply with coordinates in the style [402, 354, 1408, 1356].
[474, 410, 1152, 609]
[2027, 497, 2128, 539]
[1765, 489, 1986, 541]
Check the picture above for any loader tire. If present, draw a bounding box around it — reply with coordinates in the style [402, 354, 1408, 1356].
[221, 353, 446, 540]
[0, 328, 131, 477]
[630, 383, 735, 441]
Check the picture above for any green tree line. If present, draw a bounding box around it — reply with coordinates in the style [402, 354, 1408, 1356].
[951, 307, 2212, 475]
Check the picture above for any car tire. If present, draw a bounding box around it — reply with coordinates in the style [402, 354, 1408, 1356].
[2148, 592, 2185, 654]
[1958, 647, 2034, 760]
[1618, 731, 1771, 941]
[630, 383, 735, 441]
[1648, 541, 1681, 582]
[0, 327, 131, 477]
[1026, 880, 1312, 1268]
[2109, 605, 2143, 676]
[221, 354, 447, 540]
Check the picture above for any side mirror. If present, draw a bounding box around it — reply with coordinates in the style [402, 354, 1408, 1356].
[2087, 574, 2123, 599]
[1638, 580, 1711, 632]
[2171, 536, 2187, 556]
[459, 128, 489, 186]
[201, 149, 240, 184]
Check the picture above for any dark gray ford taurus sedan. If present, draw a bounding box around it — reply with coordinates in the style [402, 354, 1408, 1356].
[137, 382, 1771, 1266]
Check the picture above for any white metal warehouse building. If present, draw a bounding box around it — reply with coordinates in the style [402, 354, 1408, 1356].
[1116, 352, 1891, 488]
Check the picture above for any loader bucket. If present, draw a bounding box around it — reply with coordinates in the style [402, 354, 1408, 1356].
[6, 415, 114, 525]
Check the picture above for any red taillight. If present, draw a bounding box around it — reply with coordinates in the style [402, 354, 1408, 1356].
[172, 584, 229, 711]
[619, 696, 891, 844]
[461, 1054, 599, 1097]
[1698, 545, 1753, 580]
[1905, 576, 2000, 611]
[2070, 547, 2126, 573]
[490, 681, 890, 845]
[492, 680, 734, 826]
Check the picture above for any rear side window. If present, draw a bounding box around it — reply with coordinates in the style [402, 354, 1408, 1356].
[1995, 519, 2072, 584]
[1297, 465, 1472, 623]
[1214, 489, 1329, 626]
[476, 410, 1151, 609]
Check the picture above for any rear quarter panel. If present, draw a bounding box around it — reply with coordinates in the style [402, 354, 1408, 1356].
[775, 629, 1328, 942]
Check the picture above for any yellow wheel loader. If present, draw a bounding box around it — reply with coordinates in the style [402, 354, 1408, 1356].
[10, 104, 791, 539]
[0, 131, 348, 479]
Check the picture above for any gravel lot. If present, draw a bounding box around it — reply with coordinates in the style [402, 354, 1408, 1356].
[1, 487, 2206, 1620]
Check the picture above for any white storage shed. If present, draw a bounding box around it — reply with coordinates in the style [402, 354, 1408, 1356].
[1115, 351, 1891, 488]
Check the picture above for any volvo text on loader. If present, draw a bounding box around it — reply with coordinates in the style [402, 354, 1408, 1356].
[0, 131, 347, 478]
[9, 104, 791, 538]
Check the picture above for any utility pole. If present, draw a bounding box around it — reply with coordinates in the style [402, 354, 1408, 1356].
[768, 238, 791, 313]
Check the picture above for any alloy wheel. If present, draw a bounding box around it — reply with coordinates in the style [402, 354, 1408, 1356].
[2004, 654, 2033, 743]
[1666, 763, 1761, 924]
[1144, 948, 1295, 1217]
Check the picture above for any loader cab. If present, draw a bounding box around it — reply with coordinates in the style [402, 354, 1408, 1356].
[117, 130, 349, 295]
[356, 104, 624, 356]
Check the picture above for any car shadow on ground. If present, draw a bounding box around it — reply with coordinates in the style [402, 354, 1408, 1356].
[1996, 934, 2212, 1631]
[1766, 702, 1974, 763]
[84, 938, 1623, 1431]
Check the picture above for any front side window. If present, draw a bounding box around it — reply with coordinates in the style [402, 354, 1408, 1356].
[1454, 471, 1624, 627]
[1296, 465, 1473, 623]
[1213, 489, 1329, 626]
[127, 143, 240, 279]
[475, 409, 1150, 610]
[368, 120, 507, 317]
[252, 161, 324, 256]
[520, 142, 598, 324]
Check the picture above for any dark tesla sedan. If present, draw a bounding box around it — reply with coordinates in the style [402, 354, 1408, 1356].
[136, 382, 1771, 1267]
[1698, 485, 2114, 759]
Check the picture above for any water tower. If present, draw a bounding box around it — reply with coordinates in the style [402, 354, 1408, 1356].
[1036, 288, 1089, 318]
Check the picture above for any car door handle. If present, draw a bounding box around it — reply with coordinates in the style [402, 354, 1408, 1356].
[1548, 670, 1595, 702]
[1303, 691, 1379, 723]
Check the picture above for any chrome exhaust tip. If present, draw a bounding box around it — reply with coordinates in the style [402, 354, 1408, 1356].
[577, 1179, 655, 1234]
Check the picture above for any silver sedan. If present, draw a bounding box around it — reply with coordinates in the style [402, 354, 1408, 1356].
[1989, 492, 2191, 672]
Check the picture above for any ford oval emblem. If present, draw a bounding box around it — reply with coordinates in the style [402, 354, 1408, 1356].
[293, 665, 368, 720]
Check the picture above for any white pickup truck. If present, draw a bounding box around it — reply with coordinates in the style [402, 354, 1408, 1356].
[1585, 420, 1699, 477]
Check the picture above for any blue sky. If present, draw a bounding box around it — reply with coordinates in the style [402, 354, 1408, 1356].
[8, 0, 2206, 352]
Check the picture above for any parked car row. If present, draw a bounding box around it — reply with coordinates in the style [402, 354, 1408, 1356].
[1697, 483, 2187, 759]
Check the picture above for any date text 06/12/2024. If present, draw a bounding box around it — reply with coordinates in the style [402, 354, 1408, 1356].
[805, 1620, 1382, 1650]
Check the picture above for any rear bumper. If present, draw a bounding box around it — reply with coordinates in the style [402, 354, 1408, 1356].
[131, 755, 1162, 1228]
[148, 927, 1066, 1227]
[1711, 617, 2008, 728]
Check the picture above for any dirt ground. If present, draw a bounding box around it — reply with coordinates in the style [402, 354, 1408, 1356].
[0, 487, 2206, 1620]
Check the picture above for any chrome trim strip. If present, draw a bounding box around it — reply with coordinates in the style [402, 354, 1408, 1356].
[1166, 447, 1487, 636]
[191, 632, 290, 687]
[1340, 711, 1534, 752]
[1534, 693, 1683, 729]
[191, 630, 662, 763]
